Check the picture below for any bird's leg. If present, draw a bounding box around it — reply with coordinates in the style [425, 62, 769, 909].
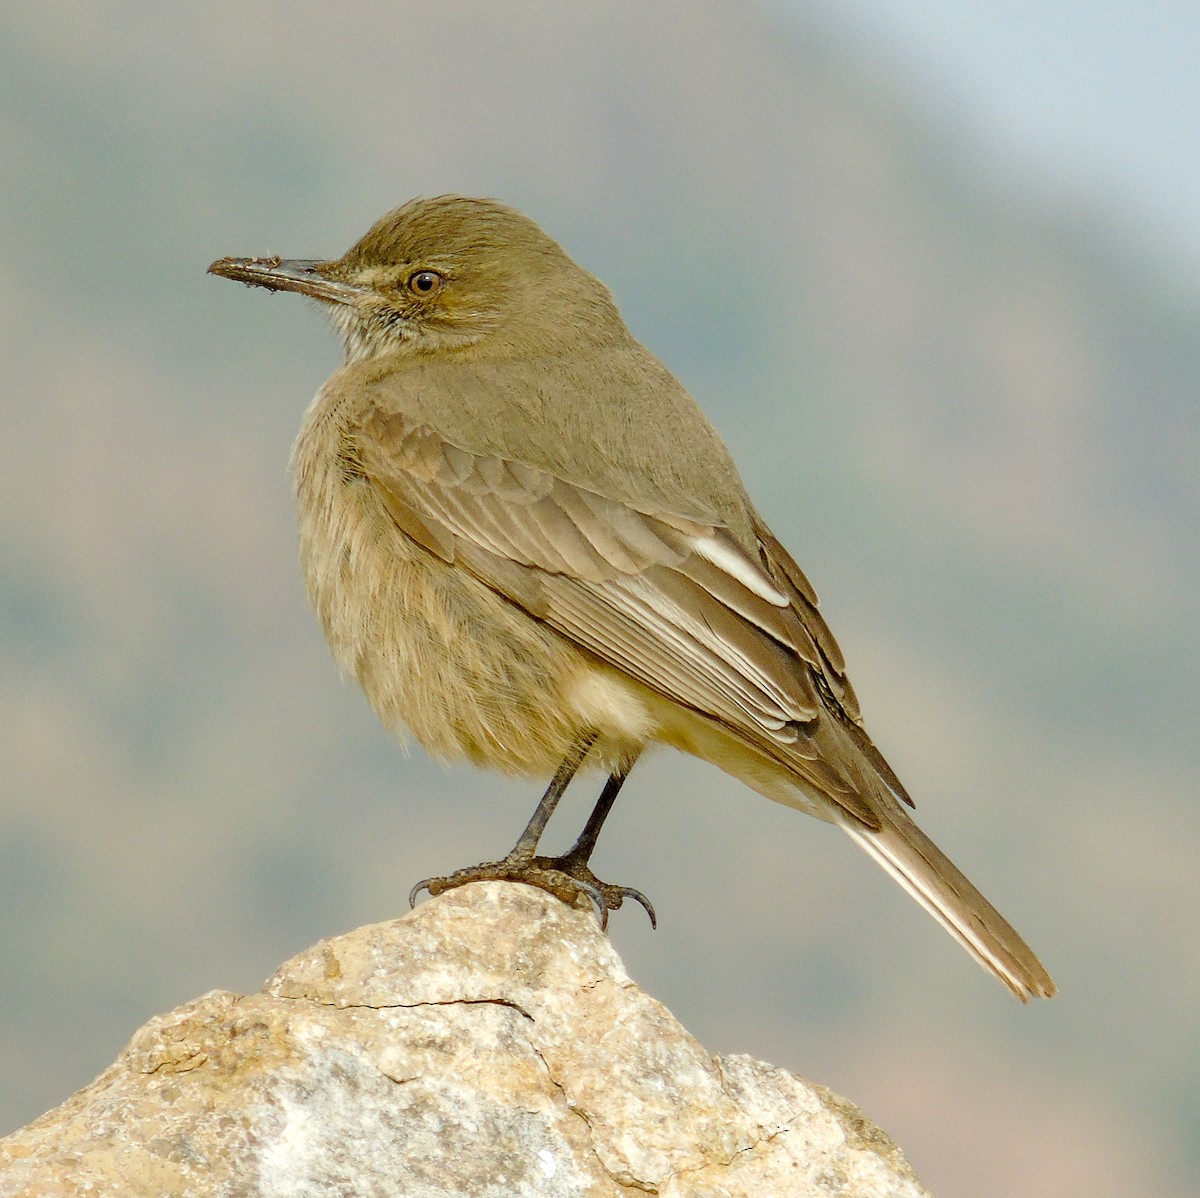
[560, 764, 630, 864]
[410, 738, 654, 928]
[409, 731, 599, 910]
[505, 730, 599, 860]
[536, 755, 656, 929]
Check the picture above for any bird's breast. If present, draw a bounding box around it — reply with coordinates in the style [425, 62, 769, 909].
[289, 383, 652, 775]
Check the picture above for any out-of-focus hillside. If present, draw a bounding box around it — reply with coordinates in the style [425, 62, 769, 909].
[1, 3, 1196, 1195]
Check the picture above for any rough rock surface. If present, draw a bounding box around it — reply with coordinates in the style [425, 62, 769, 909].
[0, 882, 929, 1197]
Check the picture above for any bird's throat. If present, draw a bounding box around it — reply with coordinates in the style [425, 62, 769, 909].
[326, 305, 410, 365]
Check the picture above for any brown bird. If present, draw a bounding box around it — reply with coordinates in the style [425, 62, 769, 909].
[209, 195, 1055, 1000]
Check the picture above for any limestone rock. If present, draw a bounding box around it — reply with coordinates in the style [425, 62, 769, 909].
[0, 882, 928, 1196]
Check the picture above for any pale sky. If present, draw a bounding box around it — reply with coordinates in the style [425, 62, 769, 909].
[795, 0, 1200, 279]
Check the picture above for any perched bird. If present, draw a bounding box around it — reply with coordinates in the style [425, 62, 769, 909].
[209, 196, 1055, 1000]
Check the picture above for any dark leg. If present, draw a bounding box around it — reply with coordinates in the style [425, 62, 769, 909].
[409, 740, 654, 929]
[560, 757, 635, 865]
[507, 730, 598, 859]
[546, 754, 656, 929]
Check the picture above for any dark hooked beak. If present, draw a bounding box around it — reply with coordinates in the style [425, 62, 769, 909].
[207, 257, 363, 305]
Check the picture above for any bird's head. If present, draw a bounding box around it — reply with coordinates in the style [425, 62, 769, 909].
[209, 195, 624, 362]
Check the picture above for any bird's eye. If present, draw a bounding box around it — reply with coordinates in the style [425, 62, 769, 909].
[406, 270, 443, 296]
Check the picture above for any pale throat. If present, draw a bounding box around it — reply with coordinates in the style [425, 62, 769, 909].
[326, 303, 408, 365]
[327, 301, 487, 364]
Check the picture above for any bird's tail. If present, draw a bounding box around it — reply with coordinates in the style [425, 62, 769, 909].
[842, 805, 1056, 1001]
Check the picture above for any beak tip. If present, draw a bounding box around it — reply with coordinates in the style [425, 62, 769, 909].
[206, 256, 355, 304]
[208, 255, 283, 279]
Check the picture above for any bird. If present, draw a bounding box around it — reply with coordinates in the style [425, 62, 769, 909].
[208, 195, 1055, 1001]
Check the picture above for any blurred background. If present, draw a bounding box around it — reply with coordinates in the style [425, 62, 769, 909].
[1, 2, 1196, 1193]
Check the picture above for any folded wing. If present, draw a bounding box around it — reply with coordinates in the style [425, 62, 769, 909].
[359, 410, 881, 826]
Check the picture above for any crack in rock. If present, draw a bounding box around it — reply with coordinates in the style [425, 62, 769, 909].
[276, 990, 536, 1023]
[524, 1036, 656, 1195]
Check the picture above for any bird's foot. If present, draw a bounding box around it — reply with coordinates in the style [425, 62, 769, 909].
[409, 853, 656, 930]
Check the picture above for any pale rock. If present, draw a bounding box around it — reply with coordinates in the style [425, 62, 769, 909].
[0, 882, 929, 1196]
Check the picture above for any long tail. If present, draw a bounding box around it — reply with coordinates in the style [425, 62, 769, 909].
[842, 805, 1056, 1001]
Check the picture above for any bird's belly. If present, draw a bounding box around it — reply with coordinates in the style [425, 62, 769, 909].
[294, 457, 650, 775]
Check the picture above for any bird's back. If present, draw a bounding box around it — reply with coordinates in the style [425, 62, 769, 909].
[334, 337, 761, 549]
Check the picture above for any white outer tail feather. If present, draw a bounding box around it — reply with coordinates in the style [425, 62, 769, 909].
[842, 821, 1056, 1002]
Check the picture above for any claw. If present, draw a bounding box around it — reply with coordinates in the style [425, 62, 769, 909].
[566, 874, 609, 926]
[406, 854, 657, 930]
[614, 885, 657, 930]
